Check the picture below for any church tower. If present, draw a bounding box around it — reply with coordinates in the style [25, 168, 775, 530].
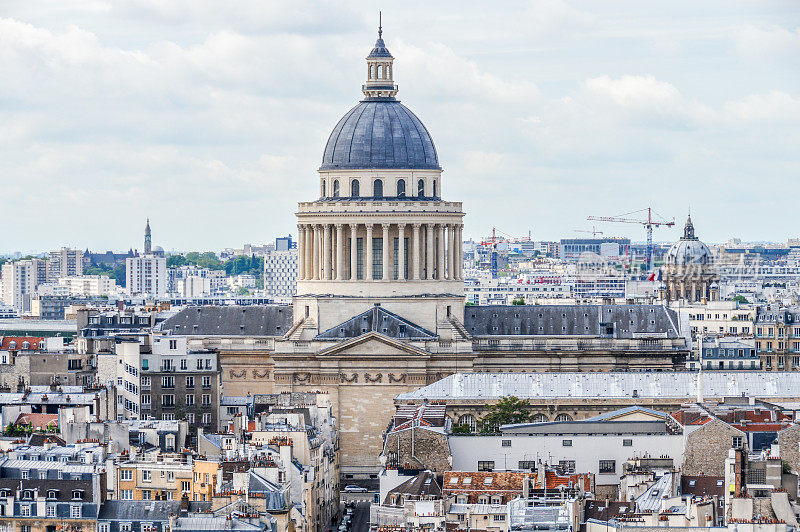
[294, 24, 465, 334]
[144, 218, 152, 255]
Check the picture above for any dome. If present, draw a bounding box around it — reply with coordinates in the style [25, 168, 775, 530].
[320, 101, 440, 171]
[664, 216, 713, 266]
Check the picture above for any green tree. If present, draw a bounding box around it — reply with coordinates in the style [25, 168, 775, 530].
[732, 295, 750, 304]
[451, 424, 472, 434]
[480, 396, 532, 433]
[236, 286, 250, 296]
[167, 254, 188, 268]
[511, 296, 525, 305]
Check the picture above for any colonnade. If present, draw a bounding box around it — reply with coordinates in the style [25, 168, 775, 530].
[297, 222, 463, 282]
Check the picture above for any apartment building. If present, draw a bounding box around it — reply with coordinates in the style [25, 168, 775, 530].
[47, 247, 84, 282]
[115, 455, 193, 502]
[755, 305, 800, 371]
[1, 259, 47, 313]
[126, 254, 167, 298]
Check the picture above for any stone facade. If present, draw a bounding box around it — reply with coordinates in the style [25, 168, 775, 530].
[778, 424, 800, 474]
[683, 419, 746, 476]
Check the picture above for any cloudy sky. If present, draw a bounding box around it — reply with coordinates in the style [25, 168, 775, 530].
[1, 0, 799, 253]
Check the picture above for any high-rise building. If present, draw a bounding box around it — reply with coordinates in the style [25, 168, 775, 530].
[46, 247, 84, 282]
[1, 258, 47, 312]
[126, 220, 167, 297]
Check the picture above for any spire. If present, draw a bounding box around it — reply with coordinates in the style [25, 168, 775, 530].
[144, 218, 152, 254]
[683, 214, 696, 240]
[363, 14, 398, 100]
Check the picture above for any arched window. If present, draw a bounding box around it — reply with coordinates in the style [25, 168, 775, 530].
[378, 65, 383, 79]
[321, 180, 326, 197]
[396, 179, 406, 197]
[531, 413, 548, 423]
[417, 179, 425, 198]
[373, 179, 383, 198]
[22, 341, 30, 350]
[333, 180, 340, 197]
[351, 180, 360, 197]
[8, 341, 15, 350]
[369, 65, 374, 79]
[432, 179, 437, 197]
[387, 65, 392, 79]
[554, 413, 573, 422]
[457, 414, 477, 433]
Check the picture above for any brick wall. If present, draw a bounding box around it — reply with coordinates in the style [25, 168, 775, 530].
[683, 419, 745, 476]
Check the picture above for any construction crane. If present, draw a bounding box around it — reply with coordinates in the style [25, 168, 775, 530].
[480, 228, 531, 279]
[574, 226, 604, 237]
[587, 207, 675, 271]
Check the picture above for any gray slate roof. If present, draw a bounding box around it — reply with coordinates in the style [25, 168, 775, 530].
[316, 305, 436, 339]
[396, 372, 800, 401]
[320, 101, 440, 170]
[160, 306, 293, 337]
[463, 305, 680, 338]
[98, 500, 180, 520]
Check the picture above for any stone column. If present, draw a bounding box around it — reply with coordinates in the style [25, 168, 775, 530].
[437, 224, 445, 280]
[322, 224, 331, 280]
[412, 223, 421, 280]
[426, 224, 434, 280]
[454, 224, 462, 280]
[312, 225, 321, 280]
[349, 224, 358, 280]
[382, 223, 391, 281]
[397, 224, 406, 280]
[446, 224, 454, 280]
[365, 224, 374, 281]
[297, 225, 305, 280]
[335, 224, 344, 281]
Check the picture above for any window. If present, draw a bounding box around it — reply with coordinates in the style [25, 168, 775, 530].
[162, 376, 174, 388]
[187, 413, 195, 424]
[99, 524, 110, 532]
[202, 413, 211, 425]
[599, 460, 616, 473]
[21, 470, 29, 479]
[21, 505, 31, 517]
[185, 376, 194, 388]
[184, 393, 195, 406]
[432, 179, 437, 197]
[623, 439, 633, 447]
[169, 339, 177, 350]
[501, 439, 511, 447]
[182, 481, 191, 492]
[478, 495, 490, 504]
[141, 394, 151, 406]
[202, 376, 211, 388]
[120, 490, 133, 500]
[71, 505, 81, 518]
[180, 359, 187, 370]
[142, 490, 151, 500]
[477, 461, 495, 471]
[141, 376, 150, 387]
[373, 179, 383, 198]
[162, 395, 175, 407]
[121, 524, 132, 532]
[120, 469, 132, 482]
[417, 179, 425, 198]
[493, 515, 506, 522]
[46, 504, 56, 517]
[396, 179, 405, 197]
[72, 490, 83, 500]
[732, 436, 743, 449]
[373, 237, 383, 279]
[519, 461, 536, 470]
[321, 180, 326, 197]
[351, 179, 360, 197]
[562, 439, 572, 447]
[333, 179, 340, 197]
[143, 470, 152, 482]
[202, 394, 211, 406]
[558, 460, 576, 473]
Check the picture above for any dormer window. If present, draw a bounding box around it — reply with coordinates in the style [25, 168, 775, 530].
[23, 490, 34, 500]
[72, 490, 83, 500]
[47, 490, 58, 500]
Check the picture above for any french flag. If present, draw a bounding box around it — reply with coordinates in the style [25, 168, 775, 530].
[648, 269, 662, 282]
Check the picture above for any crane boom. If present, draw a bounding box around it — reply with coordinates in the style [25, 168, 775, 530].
[586, 207, 675, 271]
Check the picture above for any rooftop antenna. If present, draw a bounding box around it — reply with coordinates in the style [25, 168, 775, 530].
[378, 11, 382, 38]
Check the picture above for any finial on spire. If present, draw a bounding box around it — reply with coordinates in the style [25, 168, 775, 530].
[378, 11, 382, 39]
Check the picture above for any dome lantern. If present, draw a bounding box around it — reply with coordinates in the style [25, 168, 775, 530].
[363, 13, 398, 100]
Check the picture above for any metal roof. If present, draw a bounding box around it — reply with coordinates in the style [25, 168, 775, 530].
[463, 305, 681, 338]
[396, 372, 800, 401]
[320, 100, 440, 171]
[159, 306, 292, 337]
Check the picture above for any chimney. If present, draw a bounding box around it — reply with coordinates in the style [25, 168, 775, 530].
[180, 493, 189, 513]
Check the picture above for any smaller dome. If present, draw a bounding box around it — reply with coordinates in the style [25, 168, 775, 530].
[664, 216, 713, 266]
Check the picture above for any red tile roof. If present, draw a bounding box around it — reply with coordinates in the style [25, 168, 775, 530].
[15, 413, 58, 430]
[1, 337, 44, 351]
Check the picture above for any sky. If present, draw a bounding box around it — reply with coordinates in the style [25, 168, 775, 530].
[1, 0, 799, 254]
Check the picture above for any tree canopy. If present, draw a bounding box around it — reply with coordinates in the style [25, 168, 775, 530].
[480, 395, 532, 433]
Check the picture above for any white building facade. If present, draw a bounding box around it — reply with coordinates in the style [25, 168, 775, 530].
[126, 254, 167, 298]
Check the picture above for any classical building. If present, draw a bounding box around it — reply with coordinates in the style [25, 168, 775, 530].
[661, 216, 719, 303]
[158, 28, 689, 480]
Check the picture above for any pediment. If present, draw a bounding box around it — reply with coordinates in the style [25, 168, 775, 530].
[316, 331, 430, 358]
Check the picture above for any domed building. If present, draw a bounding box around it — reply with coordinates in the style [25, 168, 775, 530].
[660, 216, 719, 303]
[294, 25, 464, 333]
